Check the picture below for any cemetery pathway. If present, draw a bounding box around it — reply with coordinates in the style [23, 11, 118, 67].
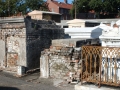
[0, 71, 74, 90]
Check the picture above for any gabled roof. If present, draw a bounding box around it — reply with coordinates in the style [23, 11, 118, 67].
[67, 19, 99, 24]
[28, 10, 61, 15]
[52, 1, 72, 9]
[67, 19, 85, 23]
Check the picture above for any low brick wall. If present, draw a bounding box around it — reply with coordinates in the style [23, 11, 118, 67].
[40, 39, 81, 81]
[40, 38, 100, 81]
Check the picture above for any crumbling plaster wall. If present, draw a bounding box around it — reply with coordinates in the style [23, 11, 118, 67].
[0, 17, 64, 72]
[0, 40, 5, 68]
[40, 38, 100, 80]
[40, 39, 82, 80]
[7, 36, 26, 67]
[0, 24, 26, 70]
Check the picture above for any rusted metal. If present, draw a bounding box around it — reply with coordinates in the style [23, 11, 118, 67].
[99, 50, 102, 88]
[81, 46, 120, 87]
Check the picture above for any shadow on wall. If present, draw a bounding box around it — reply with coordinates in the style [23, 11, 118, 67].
[76, 38, 100, 47]
[24, 16, 64, 70]
[91, 27, 103, 38]
[64, 34, 71, 38]
[0, 87, 19, 90]
[76, 40, 87, 47]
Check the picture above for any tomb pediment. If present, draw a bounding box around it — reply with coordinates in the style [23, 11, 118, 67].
[99, 23, 119, 37]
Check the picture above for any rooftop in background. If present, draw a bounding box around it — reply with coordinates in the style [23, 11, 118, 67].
[51, 0, 72, 9]
[66, 19, 99, 23]
[28, 10, 61, 15]
[28, 10, 61, 23]
[59, 19, 120, 25]
[56, 19, 120, 28]
[46, 0, 73, 20]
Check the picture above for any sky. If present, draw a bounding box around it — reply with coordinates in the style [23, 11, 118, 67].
[59, 0, 73, 4]
[45, 0, 73, 4]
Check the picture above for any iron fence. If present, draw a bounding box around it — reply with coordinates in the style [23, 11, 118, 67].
[81, 46, 120, 87]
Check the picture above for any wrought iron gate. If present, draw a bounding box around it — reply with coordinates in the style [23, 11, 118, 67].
[81, 46, 120, 87]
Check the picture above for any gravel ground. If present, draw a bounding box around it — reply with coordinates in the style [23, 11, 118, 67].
[0, 71, 74, 90]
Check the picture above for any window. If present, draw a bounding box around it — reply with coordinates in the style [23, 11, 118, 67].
[60, 9, 63, 14]
[61, 16, 64, 20]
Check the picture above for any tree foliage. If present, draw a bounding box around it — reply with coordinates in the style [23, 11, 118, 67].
[89, 0, 103, 12]
[0, 0, 48, 17]
[0, 0, 18, 16]
[70, 0, 120, 18]
[70, 0, 89, 17]
[76, 0, 89, 13]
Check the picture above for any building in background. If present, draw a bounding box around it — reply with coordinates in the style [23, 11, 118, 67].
[46, 0, 72, 20]
[28, 10, 61, 23]
[66, 19, 100, 28]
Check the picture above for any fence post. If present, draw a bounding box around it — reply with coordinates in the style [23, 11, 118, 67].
[80, 46, 82, 84]
[99, 47, 102, 88]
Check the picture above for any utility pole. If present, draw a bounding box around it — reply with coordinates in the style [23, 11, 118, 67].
[75, 0, 76, 19]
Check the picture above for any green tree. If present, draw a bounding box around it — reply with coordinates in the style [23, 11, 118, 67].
[76, 0, 89, 13]
[88, 0, 103, 18]
[16, 0, 27, 14]
[0, 0, 21, 17]
[70, 0, 89, 18]
[16, 0, 48, 15]
[70, 0, 120, 18]
[89, 0, 120, 13]
[89, 0, 103, 12]
[26, 0, 47, 11]
[89, 0, 120, 18]
[0, 0, 4, 16]
[0, 0, 48, 17]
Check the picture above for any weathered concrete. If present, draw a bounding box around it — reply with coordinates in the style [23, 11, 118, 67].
[40, 38, 100, 80]
[0, 40, 5, 68]
[40, 46, 81, 79]
[52, 38, 100, 47]
[75, 84, 120, 90]
[40, 55, 49, 78]
[0, 16, 64, 74]
[0, 26, 26, 72]
[0, 71, 75, 90]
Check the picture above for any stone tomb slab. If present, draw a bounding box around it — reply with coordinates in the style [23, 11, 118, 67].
[75, 83, 120, 90]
